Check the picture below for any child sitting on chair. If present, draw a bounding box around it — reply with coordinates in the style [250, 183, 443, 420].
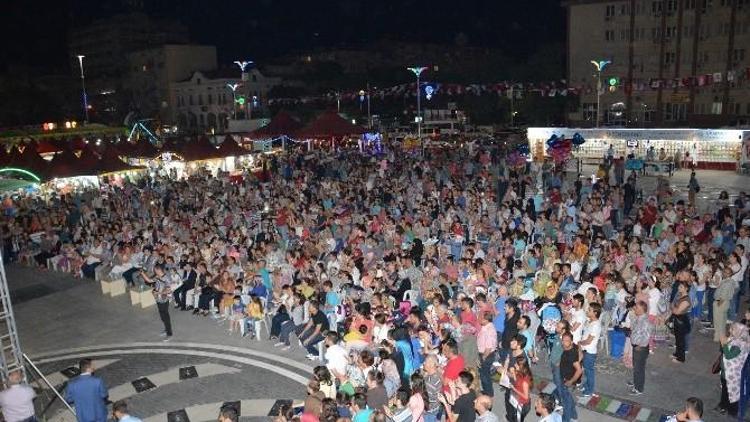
[228, 296, 245, 334]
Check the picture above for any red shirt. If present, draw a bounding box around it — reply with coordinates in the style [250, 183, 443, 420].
[442, 355, 465, 391]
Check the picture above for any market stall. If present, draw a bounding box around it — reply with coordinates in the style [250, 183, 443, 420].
[527, 127, 749, 171]
[294, 110, 365, 151]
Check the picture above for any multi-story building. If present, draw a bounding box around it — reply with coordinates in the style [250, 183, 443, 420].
[564, 0, 750, 127]
[127, 45, 218, 125]
[68, 13, 188, 122]
[171, 68, 281, 133]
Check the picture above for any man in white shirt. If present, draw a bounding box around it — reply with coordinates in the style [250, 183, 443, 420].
[578, 302, 602, 398]
[0, 370, 36, 422]
[324, 332, 349, 383]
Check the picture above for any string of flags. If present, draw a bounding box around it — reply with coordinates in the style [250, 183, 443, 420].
[268, 79, 576, 106]
[577, 67, 750, 94]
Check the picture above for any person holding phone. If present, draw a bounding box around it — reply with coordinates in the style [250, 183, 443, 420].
[438, 370, 476, 422]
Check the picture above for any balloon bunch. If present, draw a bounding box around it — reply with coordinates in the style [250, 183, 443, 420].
[572, 132, 586, 146]
[545, 133, 584, 165]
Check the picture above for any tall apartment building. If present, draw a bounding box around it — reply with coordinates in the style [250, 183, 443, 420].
[564, 0, 750, 127]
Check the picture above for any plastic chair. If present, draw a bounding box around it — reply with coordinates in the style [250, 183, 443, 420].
[254, 317, 269, 341]
[598, 311, 612, 356]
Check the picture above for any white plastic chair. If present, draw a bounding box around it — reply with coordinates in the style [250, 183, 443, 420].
[598, 311, 612, 356]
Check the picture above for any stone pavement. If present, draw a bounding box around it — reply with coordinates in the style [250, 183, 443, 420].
[10, 160, 750, 422]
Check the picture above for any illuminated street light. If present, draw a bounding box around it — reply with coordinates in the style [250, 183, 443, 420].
[406, 66, 428, 152]
[590, 59, 611, 127]
[227, 83, 240, 119]
[76, 55, 89, 124]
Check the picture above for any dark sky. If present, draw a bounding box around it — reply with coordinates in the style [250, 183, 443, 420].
[1, 0, 564, 73]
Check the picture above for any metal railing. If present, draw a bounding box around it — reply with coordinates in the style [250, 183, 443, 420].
[23, 353, 76, 420]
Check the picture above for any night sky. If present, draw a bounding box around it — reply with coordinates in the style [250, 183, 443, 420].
[1, 0, 565, 73]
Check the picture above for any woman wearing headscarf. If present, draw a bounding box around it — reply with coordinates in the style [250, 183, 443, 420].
[715, 321, 750, 416]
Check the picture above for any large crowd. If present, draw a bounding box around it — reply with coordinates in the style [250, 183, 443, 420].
[4, 142, 747, 422]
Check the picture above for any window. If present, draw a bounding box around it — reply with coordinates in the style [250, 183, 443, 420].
[664, 103, 687, 121]
[712, 101, 723, 114]
[733, 49, 746, 62]
[252, 74, 258, 82]
[198, 94, 203, 106]
[620, 4, 629, 15]
[208, 94, 213, 105]
[583, 103, 598, 122]
[605, 29, 616, 41]
[189, 95, 193, 106]
[665, 52, 677, 64]
[197, 78, 201, 85]
[667, 0, 677, 11]
[606, 4, 616, 17]
[684, 0, 696, 9]
[652, 1, 662, 14]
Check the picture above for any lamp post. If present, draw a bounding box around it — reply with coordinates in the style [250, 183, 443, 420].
[407, 66, 428, 153]
[359, 84, 372, 129]
[590, 59, 611, 127]
[76, 55, 89, 124]
[234, 60, 253, 120]
[227, 83, 240, 119]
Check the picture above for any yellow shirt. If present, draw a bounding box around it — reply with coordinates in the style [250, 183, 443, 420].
[247, 302, 263, 319]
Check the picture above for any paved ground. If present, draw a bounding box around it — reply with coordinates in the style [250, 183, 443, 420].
[9, 167, 749, 422]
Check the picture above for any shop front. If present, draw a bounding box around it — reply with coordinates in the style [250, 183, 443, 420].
[527, 127, 749, 170]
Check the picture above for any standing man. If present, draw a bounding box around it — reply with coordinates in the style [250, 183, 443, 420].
[476, 312, 497, 397]
[629, 301, 651, 395]
[0, 370, 36, 422]
[578, 302, 602, 398]
[65, 359, 109, 422]
[112, 401, 142, 422]
[559, 332, 582, 422]
[499, 298, 519, 363]
[141, 265, 173, 341]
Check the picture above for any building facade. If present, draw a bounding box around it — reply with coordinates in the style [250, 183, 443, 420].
[172, 69, 281, 133]
[565, 0, 750, 127]
[127, 45, 218, 125]
[68, 13, 188, 123]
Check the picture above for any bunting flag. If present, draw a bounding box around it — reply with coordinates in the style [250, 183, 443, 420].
[266, 66, 750, 105]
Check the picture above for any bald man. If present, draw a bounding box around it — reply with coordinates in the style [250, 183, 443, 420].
[473, 394, 499, 422]
[0, 370, 36, 422]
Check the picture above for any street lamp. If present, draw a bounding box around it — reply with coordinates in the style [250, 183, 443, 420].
[227, 83, 240, 119]
[407, 66, 428, 151]
[359, 84, 372, 129]
[234, 60, 254, 120]
[590, 59, 611, 127]
[76, 55, 89, 124]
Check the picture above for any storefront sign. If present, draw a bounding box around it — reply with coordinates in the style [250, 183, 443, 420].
[527, 127, 746, 143]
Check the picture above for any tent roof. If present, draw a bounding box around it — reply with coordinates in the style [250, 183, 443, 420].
[250, 111, 303, 138]
[294, 110, 365, 139]
[48, 149, 86, 179]
[181, 137, 222, 161]
[131, 138, 160, 158]
[96, 146, 141, 174]
[216, 135, 248, 157]
[8, 144, 49, 179]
